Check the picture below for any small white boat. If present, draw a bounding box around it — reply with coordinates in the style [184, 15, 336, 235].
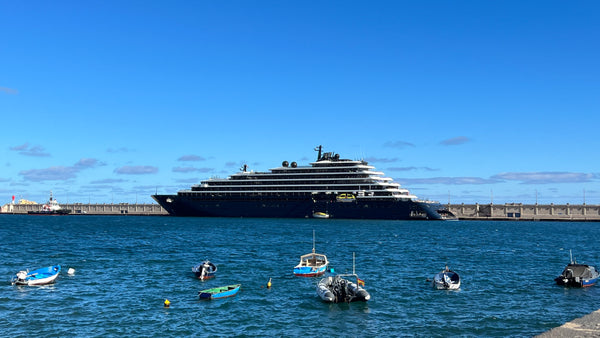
[27, 191, 71, 215]
[12, 265, 61, 286]
[192, 260, 217, 280]
[432, 265, 460, 290]
[312, 212, 329, 219]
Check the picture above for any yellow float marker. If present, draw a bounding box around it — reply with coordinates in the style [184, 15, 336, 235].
[267, 278, 272, 288]
[164, 299, 171, 308]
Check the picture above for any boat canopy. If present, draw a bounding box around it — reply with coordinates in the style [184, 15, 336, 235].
[562, 264, 596, 278]
[299, 252, 328, 263]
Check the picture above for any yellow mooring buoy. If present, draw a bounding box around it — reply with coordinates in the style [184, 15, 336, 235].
[267, 277, 272, 288]
[164, 299, 171, 308]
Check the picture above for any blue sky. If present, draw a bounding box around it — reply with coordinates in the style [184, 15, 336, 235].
[1, 1, 599, 205]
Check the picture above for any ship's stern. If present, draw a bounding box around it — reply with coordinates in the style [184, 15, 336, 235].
[415, 201, 457, 220]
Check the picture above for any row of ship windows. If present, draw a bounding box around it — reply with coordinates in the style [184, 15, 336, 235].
[269, 167, 370, 173]
[180, 191, 401, 197]
[190, 185, 391, 192]
[231, 174, 376, 181]
[204, 181, 390, 187]
[191, 202, 408, 208]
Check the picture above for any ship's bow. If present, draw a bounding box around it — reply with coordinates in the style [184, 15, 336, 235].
[152, 194, 178, 215]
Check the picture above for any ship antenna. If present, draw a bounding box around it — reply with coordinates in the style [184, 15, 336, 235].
[314, 145, 322, 161]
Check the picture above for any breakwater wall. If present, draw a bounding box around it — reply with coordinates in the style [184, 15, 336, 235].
[2, 203, 168, 215]
[447, 203, 600, 221]
[2, 202, 600, 221]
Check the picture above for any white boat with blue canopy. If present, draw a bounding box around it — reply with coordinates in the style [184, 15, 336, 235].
[293, 230, 329, 277]
[12, 265, 61, 286]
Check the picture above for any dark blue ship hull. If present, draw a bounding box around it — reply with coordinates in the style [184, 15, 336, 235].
[152, 194, 452, 220]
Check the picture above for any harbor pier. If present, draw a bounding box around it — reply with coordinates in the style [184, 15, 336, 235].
[1, 203, 168, 215]
[2, 201, 600, 220]
[447, 203, 600, 221]
[536, 309, 600, 337]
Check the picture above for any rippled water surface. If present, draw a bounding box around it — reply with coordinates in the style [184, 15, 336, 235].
[1, 215, 600, 337]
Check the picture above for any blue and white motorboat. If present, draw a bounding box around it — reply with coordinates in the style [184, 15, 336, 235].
[555, 250, 599, 287]
[293, 230, 329, 277]
[12, 265, 61, 286]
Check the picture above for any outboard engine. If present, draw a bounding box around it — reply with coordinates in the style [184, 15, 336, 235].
[16, 271, 28, 280]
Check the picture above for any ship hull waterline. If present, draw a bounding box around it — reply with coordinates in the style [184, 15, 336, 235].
[152, 195, 448, 220]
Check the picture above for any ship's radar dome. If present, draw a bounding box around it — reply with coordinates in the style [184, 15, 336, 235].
[282, 161, 289, 167]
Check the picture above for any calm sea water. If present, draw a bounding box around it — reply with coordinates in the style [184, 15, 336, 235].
[1, 215, 599, 337]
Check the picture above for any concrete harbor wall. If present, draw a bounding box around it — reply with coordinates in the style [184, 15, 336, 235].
[2, 202, 600, 220]
[2, 203, 168, 215]
[447, 203, 600, 221]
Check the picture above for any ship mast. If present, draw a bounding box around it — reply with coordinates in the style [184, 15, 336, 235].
[315, 145, 322, 161]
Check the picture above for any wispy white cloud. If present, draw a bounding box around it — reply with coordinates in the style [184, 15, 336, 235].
[383, 141, 415, 149]
[396, 171, 599, 187]
[0, 87, 18, 95]
[398, 177, 501, 185]
[75, 158, 106, 169]
[177, 155, 206, 162]
[388, 166, 438, 172]
[107, 147, 134, 153]
[9, 143, 28, 151]
[90, 178, 128, 184]
[114, 166, 158, 175]
[365, 157, 399, 163]
[19, 158, 104, 182]
[491, 172, 598, 184]
[172, 166, 213, 173]
[20, 166, 79, 181]
[176, 178, 200, 183]
[10, 143, 50, 157]
[440, 136, 470, 146]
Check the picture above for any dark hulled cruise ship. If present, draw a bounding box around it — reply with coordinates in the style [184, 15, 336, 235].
[152, 146, 455, 220]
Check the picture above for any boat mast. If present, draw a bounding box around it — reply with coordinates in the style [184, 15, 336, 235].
[570, 249, 575, 264]
[312, 229, 316, 254]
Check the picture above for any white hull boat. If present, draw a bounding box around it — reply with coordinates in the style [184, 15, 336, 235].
[12, 265, 61, 286]
[432, 266, 460, 290]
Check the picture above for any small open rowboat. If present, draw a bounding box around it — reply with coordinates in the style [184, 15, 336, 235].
[198, 284, 241, 300]
[12, 265, 61, 286]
